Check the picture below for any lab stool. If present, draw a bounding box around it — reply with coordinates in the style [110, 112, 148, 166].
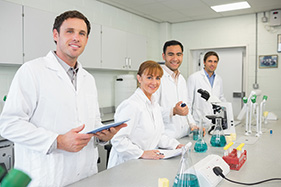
[104, 144, 112, 167]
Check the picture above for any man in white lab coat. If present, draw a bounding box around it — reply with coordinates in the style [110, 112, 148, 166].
[187, 51, 226, 126]
[155, 40, 196, 139]
[0, 10, 125, 187]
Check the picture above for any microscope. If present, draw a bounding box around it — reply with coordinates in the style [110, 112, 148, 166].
[197, 89, 235, 135]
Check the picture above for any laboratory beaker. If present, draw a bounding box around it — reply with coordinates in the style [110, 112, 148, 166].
[194, 118, 207, 153]
[210, 118, 226, 147]
[173, 144, 200, 187]
[192, 129, 199, 141]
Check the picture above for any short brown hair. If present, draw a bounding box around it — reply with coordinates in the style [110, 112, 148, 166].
[203, 51, 219, 62]
[137, 61, 163, 77]
[53, 10, 91, 44]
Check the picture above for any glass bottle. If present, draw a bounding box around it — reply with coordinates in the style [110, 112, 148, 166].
[210, 118, 226, 147]
[194, 118, 208, 153]
[173, 144, 200, 187]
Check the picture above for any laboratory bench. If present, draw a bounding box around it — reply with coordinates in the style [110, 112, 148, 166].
[69, 120, 281, 187]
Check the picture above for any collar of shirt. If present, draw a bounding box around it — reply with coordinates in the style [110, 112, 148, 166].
[52, 51, 79, 91]
[52, 51, 79, 76]
[204, 68, 216, 87]
[161, 64, 180, 82]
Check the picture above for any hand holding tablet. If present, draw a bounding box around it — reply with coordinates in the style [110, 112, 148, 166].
[87, 119, 129, 134]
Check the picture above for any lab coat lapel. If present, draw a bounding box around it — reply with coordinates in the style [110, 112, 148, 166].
[44, 51, 75, 91]
[200, 69, 212, 90]
[76, 61, 87, 92]
[163, 69, 175, 85]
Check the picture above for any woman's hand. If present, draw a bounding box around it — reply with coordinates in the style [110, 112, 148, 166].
[140, 150, 165, 160]
[176, 144, 185, 149]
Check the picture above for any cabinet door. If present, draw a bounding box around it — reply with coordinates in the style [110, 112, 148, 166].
[24, 6, 56, 62]
[127, 33, 147, 70]
[79, 23, 101, 68]
[0, 0, 23, 64]
[101, 26, 127, 69]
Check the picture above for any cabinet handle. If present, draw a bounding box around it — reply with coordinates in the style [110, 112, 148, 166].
[123, 57, 127, 68]
[125, 57, 129, 69]
[128, 58, 132, 68]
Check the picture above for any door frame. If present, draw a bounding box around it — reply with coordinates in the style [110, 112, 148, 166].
[188, 45, 249, 112]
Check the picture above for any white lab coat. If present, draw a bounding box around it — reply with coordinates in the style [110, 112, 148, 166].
[186, 69, 226, 126]
[0, 51, 102, 187]
[108, 88, 180, 168]
[154, 67, 195, 139]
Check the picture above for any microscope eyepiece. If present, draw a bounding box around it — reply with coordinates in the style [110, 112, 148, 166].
[197, 89, 210, 101]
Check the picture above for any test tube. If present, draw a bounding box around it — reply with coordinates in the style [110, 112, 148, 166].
[223, 142, 234, 156]
[236, 143, 245, 158]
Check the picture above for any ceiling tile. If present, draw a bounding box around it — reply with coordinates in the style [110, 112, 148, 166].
[96, 0, 281, 23]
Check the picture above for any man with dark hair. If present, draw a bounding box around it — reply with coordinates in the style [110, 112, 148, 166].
[0, 10, 125, 186]
[187, 51, 226, 126]
[155, 40, 197, 139]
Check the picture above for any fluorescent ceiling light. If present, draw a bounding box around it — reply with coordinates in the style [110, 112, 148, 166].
[211, 1, 251, 12]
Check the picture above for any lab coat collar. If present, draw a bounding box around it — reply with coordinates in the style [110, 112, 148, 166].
[199, 69, 213, 89]
[45, 51, 87, 91]
[46, 51, 83, 72]
[135, 88, 157, 106]
[161, 65, 180, 80]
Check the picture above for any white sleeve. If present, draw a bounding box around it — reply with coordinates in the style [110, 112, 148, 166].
[111, 100, 144, 161]
[219, 76, 227, 102]
[186, 75, 196, 120]
[0, 64, 57, 154]
[158, 133, 180, 150]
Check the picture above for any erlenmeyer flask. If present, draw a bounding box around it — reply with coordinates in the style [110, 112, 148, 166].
[210, 118, 226, 147]
[173, 143, 200, 187]
[194, 118, 207, 153]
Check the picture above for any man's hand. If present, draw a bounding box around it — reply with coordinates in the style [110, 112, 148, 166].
[191, 126, 206, 136]
[173, 101, 189, 116]
[57, 124, 94, 152]
[93, 123, 127, 142]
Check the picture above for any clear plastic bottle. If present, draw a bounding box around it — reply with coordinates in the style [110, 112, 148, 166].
[210, 118, 226, 147]
[194, 118, 207, 153]
[173, 143, 200, 187]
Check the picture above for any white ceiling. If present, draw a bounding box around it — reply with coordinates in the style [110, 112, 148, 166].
[97, 0, 281, 23]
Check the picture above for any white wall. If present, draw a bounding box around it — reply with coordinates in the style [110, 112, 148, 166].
[172, 13, 281, 118]
[1, 0, 281, 118]
[0, 66, 20, 103]
[1, 0, 160, 108]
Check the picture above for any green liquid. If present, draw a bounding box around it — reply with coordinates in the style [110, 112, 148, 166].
[194, 141, 208, 153]
[192, 130, 199, 141]
[173, 173, 200, 187]
[210, 135, 226, 147]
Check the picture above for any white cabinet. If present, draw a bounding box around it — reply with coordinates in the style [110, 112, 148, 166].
[0, 0, 23, 64]
[101, 26, 127, 69]
[79, 23, 102, 68]
[23, 6, 56, 62]
[0, 1, 146, 70]
[101, 26, 146, 70]
[127, 32, 147, 70]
